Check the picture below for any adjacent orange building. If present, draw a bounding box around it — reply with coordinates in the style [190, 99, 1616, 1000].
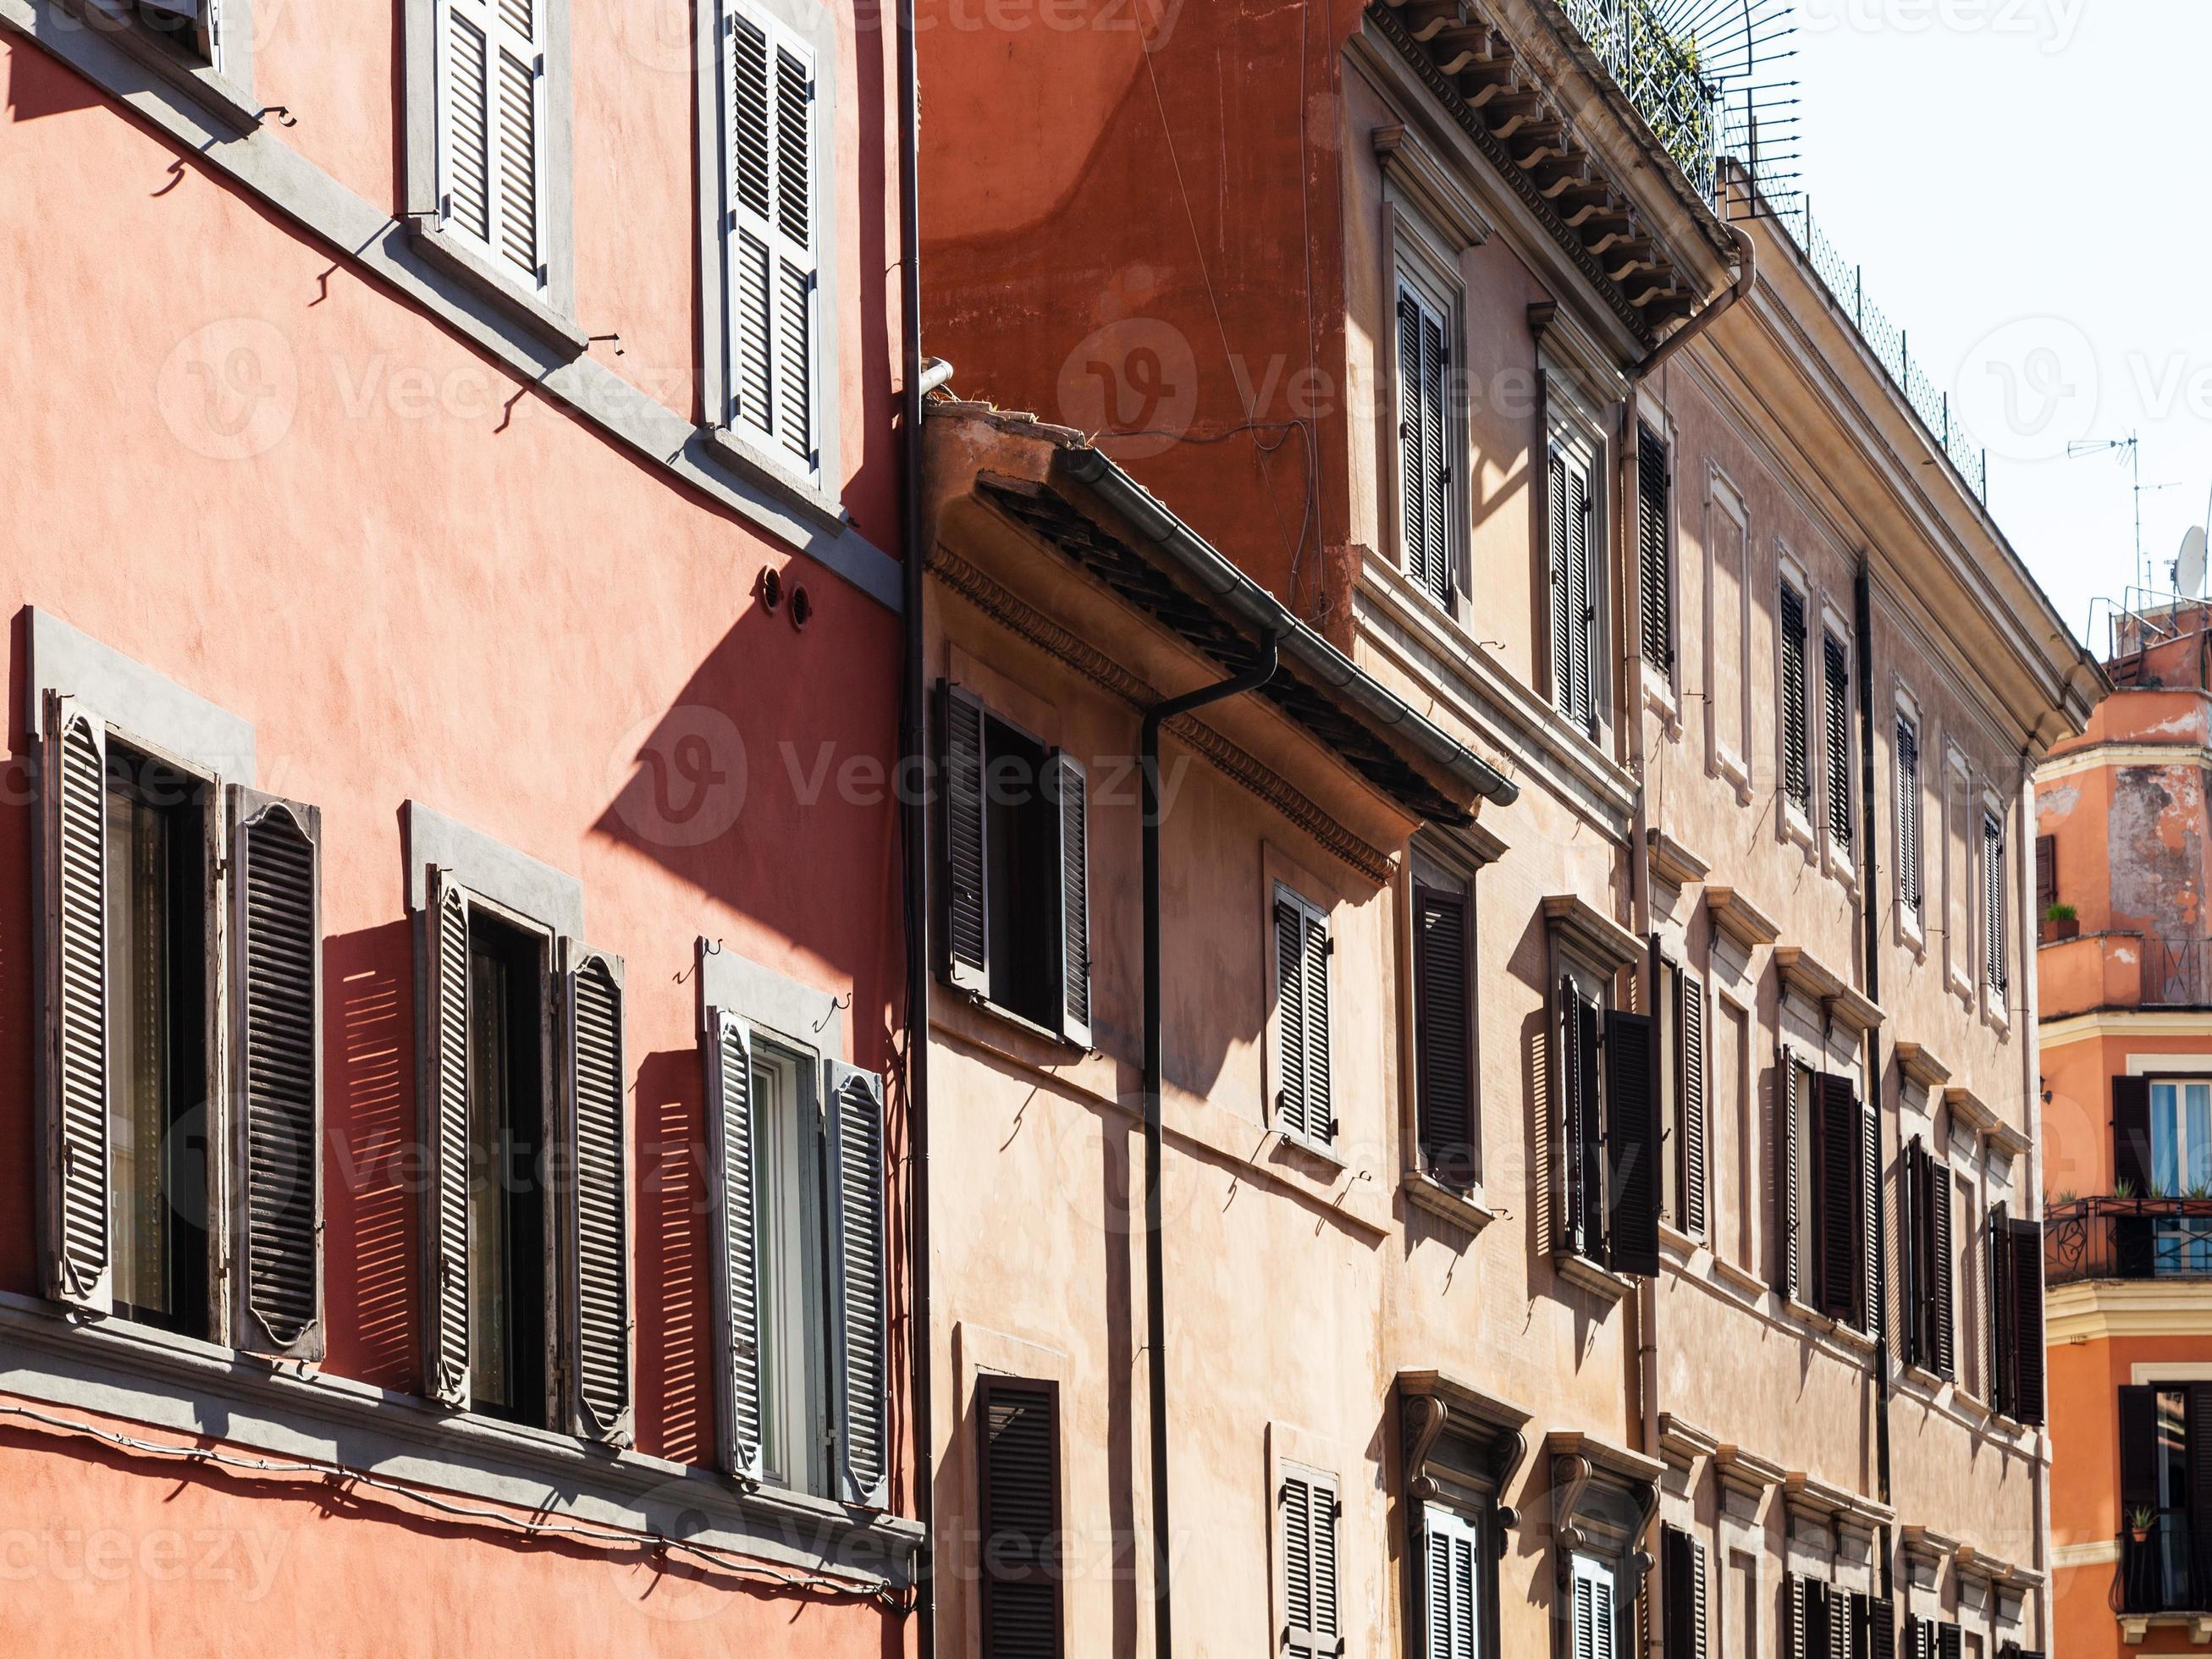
[2040, 600, 2212, 1656]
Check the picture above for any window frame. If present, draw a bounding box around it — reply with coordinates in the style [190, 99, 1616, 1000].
[69, 0, 261, 128]
[1636, 413, 1680, 709]
[1774, 554, 1814, 847]
[1818, 609, 1857, 885]
[1702, 467, 1752, 800]
[1388, 216, 1466, 615]
[1420, 1498, 1494, 1659]
[1980, 792, 2011, 1024]
[747, 1033, 834, 1496]
[1894, 686, 1927, 952]
[1269, 879, 1338, 1157]
[978, 1373, 1065, 1657]
[1544, 409, 1610, 745]
[1410, 846, 1481, 1196]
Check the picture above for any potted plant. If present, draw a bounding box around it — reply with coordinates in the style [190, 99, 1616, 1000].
[2043, 901, 2080, 942]
[2132, 1506, 2156, 1545]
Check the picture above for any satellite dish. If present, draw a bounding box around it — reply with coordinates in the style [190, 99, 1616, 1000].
[2179, 525, 2209, 598]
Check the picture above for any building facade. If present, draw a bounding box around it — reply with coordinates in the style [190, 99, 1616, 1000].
[2038, 601, 2212, 1656]
[918, 0, 2099, 1655]
[0, 0, 920, 1646]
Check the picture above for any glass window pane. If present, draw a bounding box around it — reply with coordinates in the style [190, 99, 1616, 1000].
[105, 785, 169, 1320]
[2154, 1083, 2181, 1195]
[467, 947, 510, 1410]
[2189, 1086, 2212, 1190]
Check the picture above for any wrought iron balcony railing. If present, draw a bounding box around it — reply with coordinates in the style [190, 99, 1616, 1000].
[1553, 0, 1718, 196]
[2115, 1513, 2201, 1616]
[2143, 936, 2212, 1007]
[2047, 1196, 2212, 1287]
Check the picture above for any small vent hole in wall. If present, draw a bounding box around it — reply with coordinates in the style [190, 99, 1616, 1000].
[759, 566, 783, 612]
[788, 584, 813, 631]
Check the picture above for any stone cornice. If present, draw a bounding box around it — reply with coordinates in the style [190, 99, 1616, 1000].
[1772, 944, 1884, 1036]
[1892, 1039, 1953, 1093]
[1707, 885, 1781, 951]
[1543, 893, 1645, 975]
[1645, 826, 1709, 891]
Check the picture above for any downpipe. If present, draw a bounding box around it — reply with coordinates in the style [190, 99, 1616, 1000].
[1854, 563, 1894, 1598]
[1140, 633, 1280, 1659]
[1636, 226, 1756, 383]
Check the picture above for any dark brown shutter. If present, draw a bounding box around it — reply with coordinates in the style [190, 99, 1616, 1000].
[1989, 1199, 2015, 1419]
[1780, 585, 1809, 812]
[1860, 1096, 1880, 1334]
[1639, 424, 1672, 670]
[563, 944, 632, 1446]
[1276, 899, 1310, 1141]
[1931, 1164, 1955, 1381]
[1415, 886, 1474, 1188]
[827, 1061, 889, 1507]
[1051, 752, 1091, 1049]
[703, 1008, 764, 1480]
[1817, 1074, 1861, 1324]
[1824, 634, 1852, 851]
[1868, 1597, 1896, 1659]
[1785, 1575, 1812, 1659]
[1548, 449, 1572, 719]
[938, 682, 989, 995]
[1679, 972, 1707, 1237]
[1567, 459, 1595, 730]
[2010, 1215, 2044, 1425]
[2035, 833, 2057, 913]
[228, 787, 325, 1360]
[2117, 1386, 2160, 1512]
[1398, 291, 1430, 592]
[1608, 1008, 1662, 1276]
[36, 694, 112, 1316]
[2115, 1075, 2156, 1275]
[1562, 982, 1602, 1259]
[1303, 907, 1334, 1146]
[1663, 1525, 1706, 1658]
[979, 1376, 1062, 1659]
[1937, 1622, 1962, 1659]
[1900, 1138, 1923, 1369]
[1895, 716, 1922, 915]
[1774, 1054, 1801, 1302]
[421, 868, 472, 1409]
[2186, 1386, 2212, 1601]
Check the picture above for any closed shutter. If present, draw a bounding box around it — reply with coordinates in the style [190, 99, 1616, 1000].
[37, 694, 112, 1316]
[1562, 982, 1602, 1259]
[1930, 1165, 1955, 1380]
[1567, 455, 1595, 731]
[979, 1376, 1062, 1659]
[1398, 286, 1452, 607]
[421, 868, 472, 1409]
[1900, 1137, 1923, 1369]
[562, 944, 631, 1446]
[1415, 886, 1474, 1187]
[826, 1061, 888, 1507]
[1868, 1597, 1897, 1659]
[1275, 898, 1310, 1140]
[2010, 1215, 2044, 1425]
[937, 683, 989, 994]
[2115, 1075, 2156, 1276]
[1678, 971, 1707, 1237]
[703, 1008, 764, 1480]
[1781, 586, 1809, 813]
[1989, 1199, 2014, 1419]
[722, 0, 819, 471]
[1662, 1525, 1707, 1659]
[2181, 1384, 2212, 1606]
[1896, 717, 1922, 917]
[1304, 907, 1332, 1148]
[1050, 752, 1091, 1049]
[2117, 1385, 2159, 1517]
[2034, 833, 2056, 913]
[1280, 1463, 1340, 1659]
[1572, 1554, 1617, 1659]
[1936, 1623, 1962, 1659]
[1638, 424, 1672, 670]
[1549, 449, 1572, 720]
[1816, 1074, 1860, 1324]
[1824, 636, 1852, 852]
[1983, 812, 2007, 994]
[1607, 1007, 1661, 1276]
[1422, 1505, 1481, 1659]
[228, 787, 325, 1360]
[1860, 1096, 1880, 1335]
[1773, 1053, 1801, 1303]
[437, 0, 544, 289]
[1786, 1576, 1812, 1659]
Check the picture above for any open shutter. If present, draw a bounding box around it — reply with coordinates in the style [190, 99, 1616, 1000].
[228, 787, 324, 1359]
[1274, 899, 1309, 1140]
[703, 1008, 764, 1480]
[1824, 637, 1853, 851]
[1397, 288, 1451, 606]
[437, 0, 545, 289]
[1785, 1577, 1811, 1659]
[1900, 1138, 1922, 1369]
[1662, 1525, 1707, 1659]
[1678, 971, 1707, 1237]
[979, 1376, 1062, 1658]
[421, 869, 473, 1408]
[1548, 449, 1573, 720]
[37, 693, 112, 1316]
[1860, 1095, 1880, 1334]
[1896, 718, 1922, 917]
[1773, 1055, 1801, 1301]
[1868, 1598, 1896, 1659]
[1561, 982, 1602, 1259]
[2118, 1386, 2159, 1521]
[937, 683, 989, 994]
[1281, 1464, 1341, 1659]
[1050, 752, 1091, 1050]
[1568, 458, 1595, 730]
[1988, 1199, 2015, 1419]
[1780, 587, 1809, 813]
[2010, 1215, 2044, 1425]
[1815, 1074, 1860, 1324]
[1932, 1160, 1956, 1378]
[1422, 1505, 1481, 1659]
[2115, 1074, 2155, 1275]
[1638, 424, 1672, 670]
[1304, 906, 1334, 1148]
[1607, 1008, 1661, 1276]
[1572, 1556, 1618, 1659]
[562, 943, 631, 1446]
[1936, 1623, 1961, 1659]
[1415, 886, 1474, 1187]
[827, 1060, 889, 1508]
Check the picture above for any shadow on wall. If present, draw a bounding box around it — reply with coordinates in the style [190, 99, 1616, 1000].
[3, 33, 104, 123]
[0, 611, 37, 1297]
[636, 1048, 709, 1468]
[323, 921, 419, 1392]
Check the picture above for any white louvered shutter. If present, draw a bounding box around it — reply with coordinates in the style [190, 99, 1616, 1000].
[1051, 751, 1092, 1050]
[1273, 897, 1308, 1141]
[722, 0, 820, 475]
[1566, 454, 1595, 731]
[704, 1009, 764, 1480]
[827, 1061, 889, 1507]
[436, 0, 546, 290]
[1397, 284, 1451, 606]
[1422, 1504, 1481, 1659]
[422, 868, 472, 1409]
[1303, 905, 1333, 1149]
[939, 684, 989, 995]
[1572, 1554, 1617, 1659]
[1280, 1464, 1340, 1659]
[562, 943, 631, 1446]
[38, 693, 111, 1316]
[229, 787, 324, 1359]
[1548, 449, 1572, 719]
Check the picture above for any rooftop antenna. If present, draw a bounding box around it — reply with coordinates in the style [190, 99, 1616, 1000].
[2176, 524, 2207, 601]
[2066, 433, 2179, 596]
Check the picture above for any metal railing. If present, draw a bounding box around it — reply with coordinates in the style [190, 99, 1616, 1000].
[2046, 1197, 2212, 1286]
[2143, 937, 2212, 1007]
[2115, 1513, 2200, 1616]
[1555, 0, 1719, 194]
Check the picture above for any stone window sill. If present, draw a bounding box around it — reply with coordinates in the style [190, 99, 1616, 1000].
[1403, 1171, 1498, 1237]
[405, 218, 589, 356]
[1554, 1251, 1636, 1304]
[703, 426, 848, 538]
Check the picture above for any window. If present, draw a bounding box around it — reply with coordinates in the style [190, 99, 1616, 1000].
[1779, 583, 1810, 818]
[2035, 832, 2057, 917]
[1773, 1056, 1872, 1329]
[125, 0, 218, 69]
[935, 683, 1091, 1046]
[1397, 278, 1455, 608]
[711, 0, 830, 488]
[1906, 1619, 1965, 1659]
[1420, 1505, 1485, 1659]
[1273, 885, 1336, 1152]
[2119, 1384, 2204, 1615]
[1985, 1199, 2044, 1425]
[89, 0, 259, 113]
[978, 1376, 1062, 1656]
[1414, 873, 1476, 1188]
[1706, 479, 1751, 782]
[1569, 1552, 1619, 1659]
[1823, 632, 1852, 854]
[1900, 1136, 1956, 1380]
[1639, 425, 1674, 673]
[1790, 1579, 1895, 1659]
[750, 1043, 830, 1491]
[1896, 714, 1924, 929]
[2127, 1078, 2212, 1270]
[1556, 970, 1660, 1276]
[1548, 440, 1602, 736]
[1277, 1463, 1341, 1659]
[1982, 809, 2008, 996]
[1660, 1524, 1707, 1658]
[1657, 957, 1707, 1237]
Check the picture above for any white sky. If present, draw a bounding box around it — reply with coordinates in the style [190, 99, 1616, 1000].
[1772, 0, 2212, 659]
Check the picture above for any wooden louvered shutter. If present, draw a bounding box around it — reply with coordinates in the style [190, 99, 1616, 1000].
[2035, 833, 2056, 912]
[1936, 1623, 1961, 1659]
[1773, 1054, 1801, 1303]
[1397, 287, 1451, 606]
[827, 1061, 889, 1507]
[1816, 1073, 1860, 1325]
[228, 787, 324, 1360]
[722, 0, 819, 471]
[1639, 425, 1672, 670]
[1275, 898, 1309, 1140]
[1548, 449, 1573, 720]
[1899, 1137, 1922, 1369]
[1780, 586, 1809, 813]
[937, 683, 989, 994]
[1304, 906, 1333, 1148]
[1567, 456, 1595, 731]
[562, 944, 631, 1446]
[1678, 971, 1707, 1237]
[1422, 1505, 1481, 1659]
[1280, 1464, 1340, 1659]
[1572, 1555, 1618, 1659]
[1931, 1163, 1955, 1380]
[1662, 1525, 1707, 1658]
[1561, 982, 1602, 1259]
[1868, 1597, 1897, 1659]
[2011, 1215, 2044, 1425]
[2114, 1075, 2155, 1275]
[980, 1376, 1062, 1658]
[1415, 886, 1474, 1188]
[1896, 717, 1922, 917]
[1988, 1199, 2014, 1419]
[37, 694, 111, 1316]
[1824, 636, 1852, 852]
[703, 1008, 764, 1480]
[422, 868, 472, 1409]
[1859, 1096, 1880, 1335]
[1785, 1576, 1811, 1659]
[1050, 752, 1091, 1050]
[437, 0, 545, 289]
[1983, 812, 2008, 993]
[2118, 1385, 2160, 1514]
[1607, 1008, 1661, 1276]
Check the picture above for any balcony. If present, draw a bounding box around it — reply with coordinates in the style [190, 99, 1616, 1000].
[2115, 1513, 2200, 1617]
[2038, 931, 2212, 1017]
[2047, 1197, 2212, 1287]
[1552, 0, 1718, 199]
[2143, 936, 2212, 1008]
